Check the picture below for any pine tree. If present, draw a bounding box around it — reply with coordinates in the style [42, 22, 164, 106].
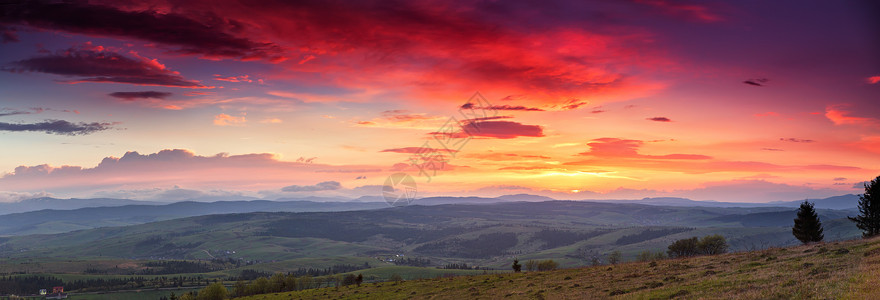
[849, 176, 880, 238]
[511, 259, 522, 273]
[792, 200, 824, 244]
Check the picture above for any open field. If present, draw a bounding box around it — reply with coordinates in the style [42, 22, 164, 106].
[237, 236, 880, 299]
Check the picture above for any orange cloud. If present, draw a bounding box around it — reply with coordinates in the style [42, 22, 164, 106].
[825, 105, 878, 126]
[214, 113, 246, 126]
[579, 138, 710, 160]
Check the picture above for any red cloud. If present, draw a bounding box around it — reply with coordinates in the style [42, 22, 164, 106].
[1, 1, 284, 61]
[867, 76, 880, 84]
[825, 105, 878, 126]
[460, 103, 544, 111]
[4, 1, 670, 107]
[456, 120, 545, 139]
[213, 74, 254, 83]
[579, 138, 711, 160]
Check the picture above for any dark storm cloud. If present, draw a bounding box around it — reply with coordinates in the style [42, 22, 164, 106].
[0, 1, 283, 61]
[5, 48, 208, 88]
[108, 91, 173, 100]
[0, 120, 114, 135]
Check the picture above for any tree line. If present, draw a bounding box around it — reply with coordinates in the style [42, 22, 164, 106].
[0, 275, 211, 294]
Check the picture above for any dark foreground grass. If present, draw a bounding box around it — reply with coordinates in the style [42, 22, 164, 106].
[236, 236, 880, 299]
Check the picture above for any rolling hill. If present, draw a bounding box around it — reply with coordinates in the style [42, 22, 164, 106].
[0, 194, 859, 236]
[0, 201, 861, 269]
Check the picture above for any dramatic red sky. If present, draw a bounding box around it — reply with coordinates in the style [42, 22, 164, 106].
[1, 0, 878, 202]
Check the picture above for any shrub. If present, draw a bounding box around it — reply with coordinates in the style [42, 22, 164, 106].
[525, 260, 537, 272]
[667, 235, 728, 258]
[536, 260, 558, 271]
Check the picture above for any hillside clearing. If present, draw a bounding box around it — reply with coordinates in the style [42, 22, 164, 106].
[236, 236, 880, 299]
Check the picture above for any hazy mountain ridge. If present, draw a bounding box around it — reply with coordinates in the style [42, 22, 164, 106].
[0, 197, 163, 214]
[0, 200, 861, 265]
[0, 194, 861, 236]
[0, 200, 390, 236]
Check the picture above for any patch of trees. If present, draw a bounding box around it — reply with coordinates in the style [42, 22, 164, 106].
[850, 175, 880, 238]
[137, 260, 223, 275]
[234, 264, 370, 281]
[442, 263, 483, 270]
[414, 232, 518, 258]
[636, 250, 666, 262]
[231, 272, 365, 298]
[392, 257, 431, 267]
[83, 267, 107, 274]
[131, 237, 204, 259]
[666, 234, 728, 258]
[529, 229, 610, 249]
[238, 269, 273, 280]
[615, 227, 692, 245]
[288, 264, 370, 277]
[0, 275, 212, 293]
[0, 275, 63, 294]
[523, 259, 558, 271]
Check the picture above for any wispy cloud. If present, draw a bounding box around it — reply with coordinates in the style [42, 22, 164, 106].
[825, 105, 878, 126]
[213, 113, 246, 126]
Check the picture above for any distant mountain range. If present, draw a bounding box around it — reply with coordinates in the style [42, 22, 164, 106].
[0, 197, 163, 214]
[0, 194, 860, 236]
[601, 194, 860, 210]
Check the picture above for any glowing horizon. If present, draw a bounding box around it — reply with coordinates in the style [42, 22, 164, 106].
[0, 0, 878, 203]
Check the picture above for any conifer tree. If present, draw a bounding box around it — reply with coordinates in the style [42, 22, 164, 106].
[511, 259, 522, 272]
[792, 200, 824, 244]
[849, 176, 880, 238]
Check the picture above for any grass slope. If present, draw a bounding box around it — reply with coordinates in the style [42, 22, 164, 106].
[237, 236, 880, 299]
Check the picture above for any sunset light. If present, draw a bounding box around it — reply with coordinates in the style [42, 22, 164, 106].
[0, 1, 877, 203]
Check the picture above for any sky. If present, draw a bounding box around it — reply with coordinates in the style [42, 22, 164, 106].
[0, 0, 878, 203]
